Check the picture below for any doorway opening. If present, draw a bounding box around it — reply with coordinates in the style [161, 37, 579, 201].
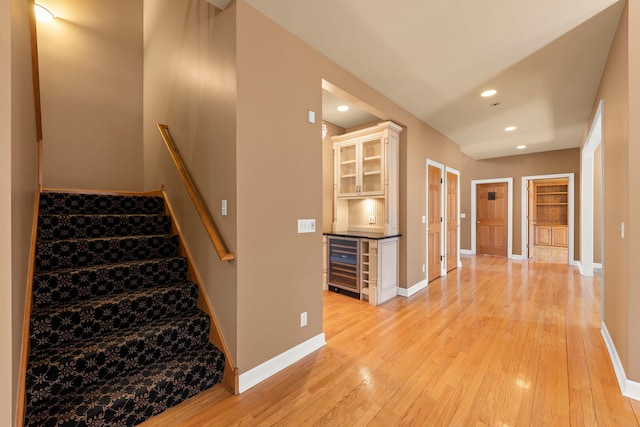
[581, 100, 604, 277]
[521, 173, 574, 264]
[523, 176, 573, 264]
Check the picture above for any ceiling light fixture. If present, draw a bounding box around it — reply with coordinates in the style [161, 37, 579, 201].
[505, 126, 517, 132]
[337, 105, 349, 112]
[517, 145, 526, 150]
[35, 3, 55, 22]
[481, 89, 497, 98]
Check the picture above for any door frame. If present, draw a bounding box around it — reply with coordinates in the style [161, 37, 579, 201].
[471, 178, 514, 258]
[520, 173, 575, 264]
[426, 159, 445, 280]
[580, 99, 604, 277]
[445, 166, 462, 269]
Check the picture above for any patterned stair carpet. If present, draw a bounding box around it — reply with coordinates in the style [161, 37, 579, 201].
[25, 192, 225, 427]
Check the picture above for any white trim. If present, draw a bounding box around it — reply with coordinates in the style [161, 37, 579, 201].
[520, 173, 575, 265]
[238, 333, 326, 393]
[398, 280, 428, 297]
[594, 262, 603, 270]
[426, 160, 445, 280]
[460, 249, 473, 255]
[445, 166, 462, 272]
[581, 100, 604, 278]
[509, 254, 523, 261]
[601, 322, 640, 401]
[471, 178, 514, 258]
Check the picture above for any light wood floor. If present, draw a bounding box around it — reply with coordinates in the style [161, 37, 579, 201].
[142, 255, 640, 426]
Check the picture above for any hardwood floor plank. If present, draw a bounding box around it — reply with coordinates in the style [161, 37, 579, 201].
[141, 255, 639, 427]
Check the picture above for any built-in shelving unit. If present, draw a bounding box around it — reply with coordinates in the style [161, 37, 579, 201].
[332, 121, 402, 235]
[534, 180, 568, 247]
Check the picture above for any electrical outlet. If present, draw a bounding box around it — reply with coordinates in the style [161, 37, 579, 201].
[368, 215, 376, 224]
[422, 264, 426, 273]
[300, 312, 307, 327]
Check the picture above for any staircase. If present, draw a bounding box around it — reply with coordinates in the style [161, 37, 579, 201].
[25, 191, 225, 426]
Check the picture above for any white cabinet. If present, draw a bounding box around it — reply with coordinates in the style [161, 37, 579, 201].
[332, 121, 402, 235]
[361, 237, 399, 305]
[323, 235, 399, 306]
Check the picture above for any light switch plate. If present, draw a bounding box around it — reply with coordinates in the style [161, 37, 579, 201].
[297, 219, 316, 233]
[307, 110, 315, 124]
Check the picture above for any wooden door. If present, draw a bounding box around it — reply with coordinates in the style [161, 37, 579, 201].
[446, 172, 458, 272]
[476, 182, 507, 257]
[428, 165, 442, 281]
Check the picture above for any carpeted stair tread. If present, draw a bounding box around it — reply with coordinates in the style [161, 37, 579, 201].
[39, 192, 165, 215]
[37, 213, 172, 241]
[35, 234, 179, 272]
[27, 309, 211, 407]
[30, 281, 199, 352]
[25, 342, 224, 427]
[32, 257, 188, 308]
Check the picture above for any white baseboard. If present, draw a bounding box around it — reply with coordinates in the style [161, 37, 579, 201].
[601, 322, 640, 401]
[238, 333, 326, 393]
[398, 279, 428, 297]
[509, 254, 523, 260]
[460, 249, 473, 255]
[594, 262, 603, 270]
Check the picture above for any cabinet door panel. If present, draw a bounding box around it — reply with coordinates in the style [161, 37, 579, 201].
[337, 143, 358, 196]
[552, 226, 568, 247]
[360, 138, 383, 195]
[535, 226, 552, 245]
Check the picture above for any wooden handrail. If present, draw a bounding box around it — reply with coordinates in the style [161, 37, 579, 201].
[156, 123, 235, 262]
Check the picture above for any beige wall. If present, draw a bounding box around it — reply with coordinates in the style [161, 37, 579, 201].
[143, 0, 239, 361]
[460, 149, 580, 257]
[626, 0, 640, 381]
[234, 0, 462, 371]
[583, 0, 640, 382]
[236, 0, 324, 371]
[37, 0, 143, 190]
[589, 1, 630, 375]
[3, 0, 38, 424]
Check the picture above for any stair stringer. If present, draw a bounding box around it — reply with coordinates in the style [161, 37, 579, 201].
[159, 188, 238, 394]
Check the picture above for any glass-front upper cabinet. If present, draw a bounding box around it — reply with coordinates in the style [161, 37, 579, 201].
[360, 137, 382, 194]
[337, 142, 358, 196]
[334, 136, 384, 198]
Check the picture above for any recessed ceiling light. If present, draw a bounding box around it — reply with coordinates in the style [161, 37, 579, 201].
[517, 145, 526, 150]
[337, 105, 349, 112]
[35, 3, 55, 22]
[505, 126, 517, 132]
[481, 89, 497, 98]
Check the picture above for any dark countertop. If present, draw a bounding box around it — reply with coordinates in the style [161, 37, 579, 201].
[323, 231, 401, 240]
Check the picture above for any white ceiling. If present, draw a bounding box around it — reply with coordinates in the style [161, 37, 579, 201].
[244, 0, 624, 159]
